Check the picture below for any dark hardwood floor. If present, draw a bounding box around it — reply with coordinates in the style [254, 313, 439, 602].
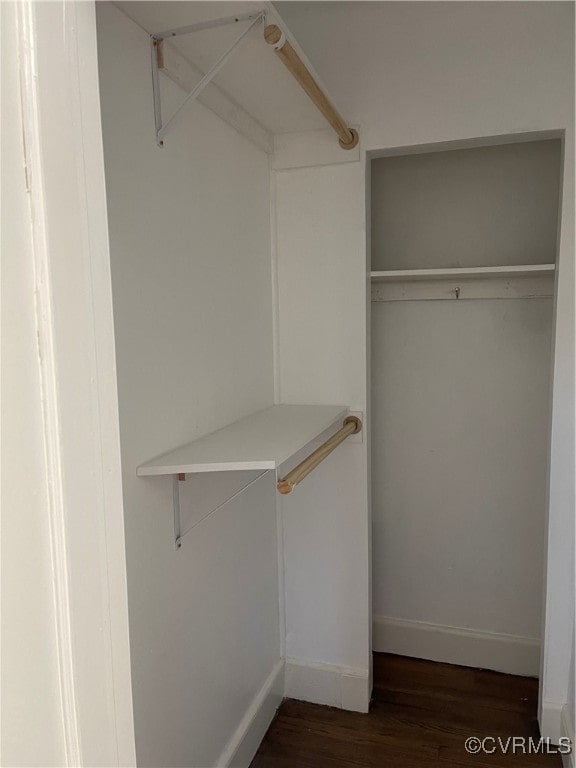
[250, 654, 562, 767]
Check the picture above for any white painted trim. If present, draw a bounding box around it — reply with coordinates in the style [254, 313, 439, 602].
[367, 129, 565, 162]
[16, 2, 136, 764]
[371, 264, 556, 281]
[538, 127, 574, 746]
[284, 658, 370, 713]
[270, 165, 282, 404]
[364, 150, 375, 695]
[540, 700, 565, 744]
[217, 660, 284, 768]
[276, 496, 287, 661]
[270, 157, 286, 666]
[373, 615, 540, 677]
[371, 275, 554, 302]
[16, 4, 81, 762]
[560, 704, 575, 768]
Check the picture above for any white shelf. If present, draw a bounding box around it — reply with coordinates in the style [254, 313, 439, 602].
[370, 264, 556, 282]
[137, 404, 349, 476]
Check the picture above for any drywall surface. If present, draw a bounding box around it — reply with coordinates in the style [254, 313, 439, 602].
[275, 0, 574, 732]
[0, 5, 66, 764]
[372, 299, 553, 654]
[275, 162, 371, 701]
[96, 5, 278, 766]
[371, 140, 562, 270]
[567, 637, 576, 741]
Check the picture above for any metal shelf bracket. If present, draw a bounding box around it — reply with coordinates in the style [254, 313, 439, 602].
[171, 470, 269, 550]
[151, 12, 265, 147]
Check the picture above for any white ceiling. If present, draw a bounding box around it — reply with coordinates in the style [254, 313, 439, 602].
[114, 1, 328, 134]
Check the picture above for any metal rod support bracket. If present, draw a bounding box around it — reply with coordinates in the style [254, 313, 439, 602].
[173, 474, 184, 549]
[171, 470, 268, 551]
[151, 12, 264, 147]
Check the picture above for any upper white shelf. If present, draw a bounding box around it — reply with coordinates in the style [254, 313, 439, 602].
[370, 264, 556, 282]
[137, 404, 348, 476]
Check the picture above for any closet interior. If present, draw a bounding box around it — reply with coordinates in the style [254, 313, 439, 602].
[5, 0, 574, 765]
[370, 138, 561, 676]
[92, 1, 568, 764]
[95, 3, 368, 766]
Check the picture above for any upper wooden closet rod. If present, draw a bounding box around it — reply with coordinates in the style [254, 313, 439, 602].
[264, 24, 359, 150]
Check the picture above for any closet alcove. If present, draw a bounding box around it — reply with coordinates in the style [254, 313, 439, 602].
[5, 0, 574, 764]
[95, 3, 366, 766]
[369, 137, 562, 676]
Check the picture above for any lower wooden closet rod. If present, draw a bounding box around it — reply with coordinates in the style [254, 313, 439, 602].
[277, 416, 362, 494]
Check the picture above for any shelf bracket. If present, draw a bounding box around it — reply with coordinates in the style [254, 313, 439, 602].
[151, 12, 265, 147]
[171, 470, 269, 551]
[173, 474, 184, 549]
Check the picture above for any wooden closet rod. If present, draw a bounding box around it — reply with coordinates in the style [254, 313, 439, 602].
[264, 24, 359, 150]
[277, 416, 362, 494]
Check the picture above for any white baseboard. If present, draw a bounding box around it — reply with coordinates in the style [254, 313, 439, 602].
[217, 659, 284, 768]
[560, 703, 575, 768]
[540, 699, 574, 756]
[540, 700, 564, 744]
[373, 615, 540, 677]
[284, 658, 370, 713]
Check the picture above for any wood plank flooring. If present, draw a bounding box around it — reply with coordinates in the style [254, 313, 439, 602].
[250, 654, 562, 767]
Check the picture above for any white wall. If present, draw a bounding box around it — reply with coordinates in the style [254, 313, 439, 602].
[96, 5, 280, 766]
[1, 5, 67, 763]
[565, 635, 576, 756]
[275, 162, 371, 707]
[372, 298, 553, 671]
[274, 0, 574, 735]
[371, 140, 562, 270]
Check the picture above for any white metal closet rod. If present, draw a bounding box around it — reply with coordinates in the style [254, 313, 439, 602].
[277, 416, 362, 494]
[264, 24, 359, 150]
